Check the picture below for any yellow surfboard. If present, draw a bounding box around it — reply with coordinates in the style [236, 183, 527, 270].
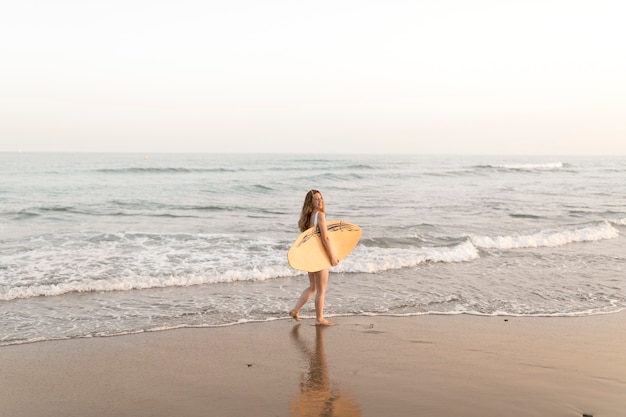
[287, 220, 362, 272]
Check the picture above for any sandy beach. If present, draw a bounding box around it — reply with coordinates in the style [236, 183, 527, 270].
[1, 313, 625, 417]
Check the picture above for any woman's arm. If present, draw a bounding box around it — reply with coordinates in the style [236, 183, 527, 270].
[317, 212, 339, 266]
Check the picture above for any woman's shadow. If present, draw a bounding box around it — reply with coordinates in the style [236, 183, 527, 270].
[289, 324, 362, 417]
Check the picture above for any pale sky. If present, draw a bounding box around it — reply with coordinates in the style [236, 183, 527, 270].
[1, 0, 624, 154]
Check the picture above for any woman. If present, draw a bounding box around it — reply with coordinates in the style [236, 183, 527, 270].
[290, 190, 339, 326]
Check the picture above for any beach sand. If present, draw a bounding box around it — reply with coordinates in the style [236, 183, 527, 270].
[1, 313, 625, 417]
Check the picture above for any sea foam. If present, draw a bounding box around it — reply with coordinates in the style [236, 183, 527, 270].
[470, 221, 619, 250]
[474, 162, 565, 171]
[338, 240, 479, 273]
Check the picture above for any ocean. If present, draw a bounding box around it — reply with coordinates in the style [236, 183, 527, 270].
[1, 153, 625, 346]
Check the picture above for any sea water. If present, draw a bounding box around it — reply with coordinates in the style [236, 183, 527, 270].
[1, 153, 625, 345]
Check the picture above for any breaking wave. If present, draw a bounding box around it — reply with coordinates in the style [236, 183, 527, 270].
[470, 221, 619, 250]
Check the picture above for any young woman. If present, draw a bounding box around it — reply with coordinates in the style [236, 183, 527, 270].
[289, 190, 339, 326]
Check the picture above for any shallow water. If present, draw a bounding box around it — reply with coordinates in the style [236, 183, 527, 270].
[1, 153, 625, 345]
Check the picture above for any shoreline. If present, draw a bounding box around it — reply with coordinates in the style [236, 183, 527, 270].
[5, 307, 625, 349]
[2, 313, 625, 417]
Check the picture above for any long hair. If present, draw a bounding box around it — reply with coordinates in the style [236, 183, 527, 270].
[298, 189, 324, 232]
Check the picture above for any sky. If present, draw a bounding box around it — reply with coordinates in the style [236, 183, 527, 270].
[1, 0, 625, 154]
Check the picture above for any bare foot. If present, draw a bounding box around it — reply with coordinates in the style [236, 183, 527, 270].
[315, 319, 335, 326]
[289, 310, 301, 322]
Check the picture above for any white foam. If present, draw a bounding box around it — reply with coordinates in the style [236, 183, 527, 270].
[1, 229, 485, 301]
[494, 162, 564, 170]
[0, 265, 303, 301]
[471, 221, 619, 250]
[3, 221, 620, 302]
[0, 231, 300, 301]
[336, 240, 479, 274]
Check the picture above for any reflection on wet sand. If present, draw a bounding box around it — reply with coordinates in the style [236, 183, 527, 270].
[290, 325, 362, 417]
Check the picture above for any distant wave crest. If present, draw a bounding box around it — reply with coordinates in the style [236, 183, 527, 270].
[475, 162, 565, 171]
[97, 167, 235, 174]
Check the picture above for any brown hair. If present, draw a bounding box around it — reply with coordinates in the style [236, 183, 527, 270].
[298, 189, 324, 232]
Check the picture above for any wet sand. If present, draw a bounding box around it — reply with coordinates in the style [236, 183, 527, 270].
[1, 313, 625, 417]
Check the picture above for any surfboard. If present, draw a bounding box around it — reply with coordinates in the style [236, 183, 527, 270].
[287, 220, 362, 272]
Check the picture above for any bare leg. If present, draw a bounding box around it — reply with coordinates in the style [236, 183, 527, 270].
[290, 273, 317, 321]
[314, 269, 334, 326]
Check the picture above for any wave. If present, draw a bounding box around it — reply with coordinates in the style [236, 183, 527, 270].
[234, 184, 274, 194]
[96, 167, 236, 174]
[2, 220, 620, 301]
[8, 202, 260, 220]
[0, 231, 479, 301]
[470, 221, 619, 250]
[0, 261, 302, 302]
[10, 206, 107, 218]
[420, 161, 567, 178]
[95, 162, 379, 176]
[344, 163, 379, 170]
[509, 213, 543, 219]
[475, 162, 565, 171]
[0, 245, 479, 301]
[0, 267, 301, 301]
[337, 240, 479, 274]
